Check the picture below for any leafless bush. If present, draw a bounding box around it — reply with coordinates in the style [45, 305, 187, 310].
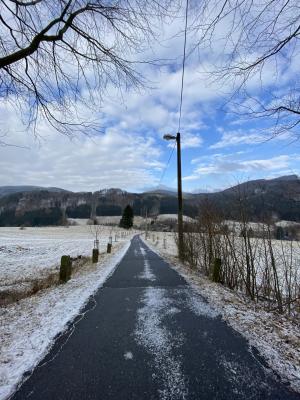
[179, 197, 300, 317]
[88, 222, 103, 248]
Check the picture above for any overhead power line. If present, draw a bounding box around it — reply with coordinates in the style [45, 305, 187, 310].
[158, 0, 189, 186]
[158, 140, 177, 186]
[178, 0, 189, 133]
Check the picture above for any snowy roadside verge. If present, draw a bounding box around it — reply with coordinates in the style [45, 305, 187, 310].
[0, 256, 90, 307]
[0, 238, 132, 400]
[140, 235, 300, 394]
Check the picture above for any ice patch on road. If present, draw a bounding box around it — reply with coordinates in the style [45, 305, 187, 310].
[138, 260, 156, 282]
[135, 287, 188, 400]
[140, 247, 146, 256]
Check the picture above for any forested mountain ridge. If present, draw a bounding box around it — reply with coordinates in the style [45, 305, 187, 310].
[0, 186, 68, 198]
[0, 175, 299, 226]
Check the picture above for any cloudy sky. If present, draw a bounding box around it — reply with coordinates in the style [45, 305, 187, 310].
[0, 2, 299, 193]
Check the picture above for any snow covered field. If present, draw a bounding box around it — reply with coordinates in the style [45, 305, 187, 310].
[69, 216, 146, 227]
[68, 214, 194, 228]
[146, 231, 300, 296]
[142, 233, 300, 393]
[0, 232, 133, 400]
[0, 226, 133, 286]
[155, 214, 194, 223]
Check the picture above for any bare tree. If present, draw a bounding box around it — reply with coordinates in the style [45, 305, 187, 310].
[88, 218, 102, 249]
[190, 0, 300, 135]
[0, 0, 178, 136]
[180, 194, 300, 316]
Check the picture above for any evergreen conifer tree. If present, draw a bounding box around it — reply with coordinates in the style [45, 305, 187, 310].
[276, 226, 285, 240]
[119, 205, 134, 229]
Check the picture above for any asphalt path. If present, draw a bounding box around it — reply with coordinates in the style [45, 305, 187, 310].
[12, 235, 300, 399]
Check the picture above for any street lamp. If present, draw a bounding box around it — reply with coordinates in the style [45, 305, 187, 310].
[163, 132, 184, 260]
[163, 134, 177, 141]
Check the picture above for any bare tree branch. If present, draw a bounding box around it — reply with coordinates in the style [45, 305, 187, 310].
[191, 0, 300, 135]
[0, 0, 179, 136]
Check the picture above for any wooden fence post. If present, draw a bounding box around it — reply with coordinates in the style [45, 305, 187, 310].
[212, 258, 222, 283]
[60, 255, 72, 283]
[92, 249, 99, 263]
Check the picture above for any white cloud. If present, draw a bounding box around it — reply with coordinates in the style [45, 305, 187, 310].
[1, 4, 299, 194]
[242, 156, 291, 171]
[183, 155, 297, 182]
[0, 106, 164, 191]
[181, 133, 203, 148]
[210, 126, 297, 149]
[210, 129, 266, 149]
[198, 155, 290, 174]
[166, 132, 203, 150]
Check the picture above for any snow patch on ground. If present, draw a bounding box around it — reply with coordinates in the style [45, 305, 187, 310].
[140, 247, 146, 256]
[135, 287, 188, 400]
[0, 239, 132, 400]
[183, 289, 220, 319]
[124, 351, 133, 360]
[141, 234, 300, 394]
[139, 259, 156, 282]
[0, 226, 131, 286]
[167, 307, 181, 315]
[156, 214, 195, 223]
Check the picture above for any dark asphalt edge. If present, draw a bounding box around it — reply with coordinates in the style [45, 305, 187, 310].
[8, 238, 134, 400]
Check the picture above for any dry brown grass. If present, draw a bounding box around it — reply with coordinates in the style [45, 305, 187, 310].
[0, 256, 91, 306]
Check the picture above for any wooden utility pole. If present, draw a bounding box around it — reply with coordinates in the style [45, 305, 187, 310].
[163, 132, 184, 260]
[145, 208, 148, 239]
[176, 132, 184, 260]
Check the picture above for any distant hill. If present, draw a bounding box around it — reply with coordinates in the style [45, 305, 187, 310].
[0, 175, 299, 226]
[144, 185, 195, 199]
[221, 175, 299, 195]
[272, 175, 299, 182]
[0, 186, 69, 198]
[198, 175, 300, 221]
[144, 184, 176, 193]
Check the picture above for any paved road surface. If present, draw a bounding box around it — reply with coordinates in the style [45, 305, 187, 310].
[12, 236, 299, 400]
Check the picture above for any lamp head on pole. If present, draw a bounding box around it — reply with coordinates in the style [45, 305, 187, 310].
[163, 134, 176, 141]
